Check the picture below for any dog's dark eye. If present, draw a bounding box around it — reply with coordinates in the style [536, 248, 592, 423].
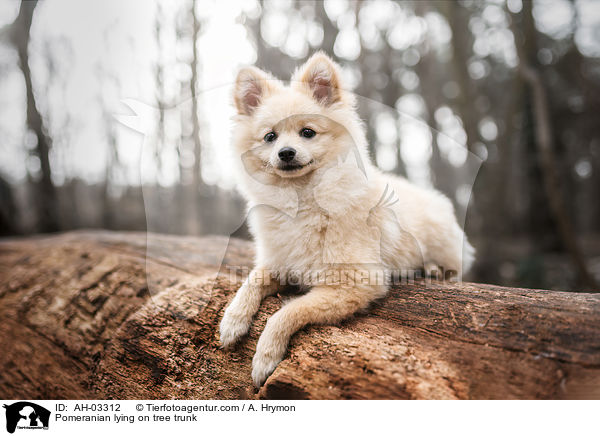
[300, 128, 316, 139]
[264, 131, 277, 142]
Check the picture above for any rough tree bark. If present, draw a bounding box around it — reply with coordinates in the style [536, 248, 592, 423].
[0, 231, 599, 400]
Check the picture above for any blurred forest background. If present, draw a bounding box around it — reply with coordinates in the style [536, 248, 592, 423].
[0, 0, 599, 291]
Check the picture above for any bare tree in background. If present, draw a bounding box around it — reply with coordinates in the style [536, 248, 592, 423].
[511, 1, 597, 289]
[190, 0, 203, 192]
[3, 0, 59, 232]
[0, 175, 17, 235]
[173, 0, 205, 235]
[153, 2, 167, 178]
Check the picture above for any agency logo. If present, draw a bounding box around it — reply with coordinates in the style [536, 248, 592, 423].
[2, 402, 50, 434]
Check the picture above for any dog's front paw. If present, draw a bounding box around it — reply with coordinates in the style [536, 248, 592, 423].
[251, 335, 287, 387]
[219, 307, 251, 348]
[251, 350, 282, 388]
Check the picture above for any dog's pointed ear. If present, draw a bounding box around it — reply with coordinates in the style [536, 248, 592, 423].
[292, 52, 345, 106]
[234, 67, 279, 116]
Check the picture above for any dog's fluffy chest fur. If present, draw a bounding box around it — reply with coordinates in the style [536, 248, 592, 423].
[246, 165, 377, 273]
[252, 205, 328, 272]
[250, 175, 359, 273]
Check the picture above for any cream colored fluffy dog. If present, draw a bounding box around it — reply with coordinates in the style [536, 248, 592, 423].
[220, 52, 474, 387]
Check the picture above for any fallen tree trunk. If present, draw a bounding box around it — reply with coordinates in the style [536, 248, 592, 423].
[0, 231, 599, 400]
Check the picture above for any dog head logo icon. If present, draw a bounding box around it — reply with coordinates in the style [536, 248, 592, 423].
[3, 402, 50, 433]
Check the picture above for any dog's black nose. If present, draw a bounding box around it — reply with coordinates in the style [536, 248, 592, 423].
[278, 147, 296, 162]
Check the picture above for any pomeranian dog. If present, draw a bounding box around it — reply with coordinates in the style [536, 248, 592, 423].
[220, 52, 474, 387]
